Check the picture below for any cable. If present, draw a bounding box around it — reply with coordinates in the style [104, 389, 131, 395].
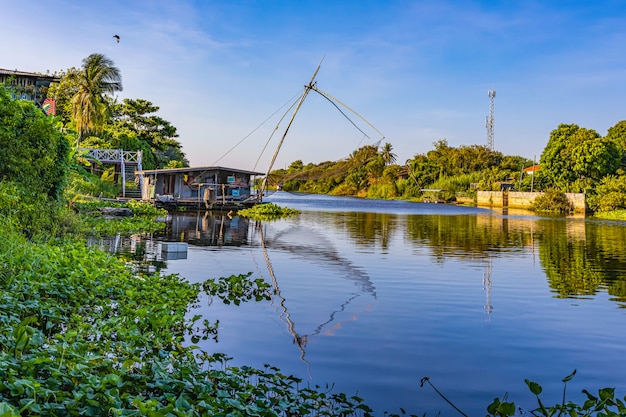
[212, 91, 303, 165]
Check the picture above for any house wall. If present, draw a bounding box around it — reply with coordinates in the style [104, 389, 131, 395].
[476, 191, 587, 213]
[141, 170, 256, 201]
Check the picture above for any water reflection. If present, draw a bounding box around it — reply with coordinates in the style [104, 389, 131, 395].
[536, 218, 626, 303]
[253, 219, 376, 368]
[165, 211, 251, 246]
[89, 205, 626, 415]
[92, 210, 626, 307]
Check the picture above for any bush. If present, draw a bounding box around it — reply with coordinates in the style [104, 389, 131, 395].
[64, 171, 121, 198]
[0, 84, 70, 201]
[366, 183, 398, 199]
[531, 189, 573, 213]
[586, 175, 626, 213]
[0, 181, 76, 239]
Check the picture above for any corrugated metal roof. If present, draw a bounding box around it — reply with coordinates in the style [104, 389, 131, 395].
[0, 68, 58, 80]
[136, 166, 265, 176]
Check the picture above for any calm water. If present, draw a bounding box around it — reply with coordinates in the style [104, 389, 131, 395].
[102, 192, 626, 415]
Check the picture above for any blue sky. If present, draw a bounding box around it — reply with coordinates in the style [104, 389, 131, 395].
[3, 1, 626, 170]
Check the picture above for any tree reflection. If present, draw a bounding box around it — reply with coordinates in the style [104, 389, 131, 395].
[322, 211, 626, 305]
[404, 214, 534, 262]
[537, 219, 626, 303]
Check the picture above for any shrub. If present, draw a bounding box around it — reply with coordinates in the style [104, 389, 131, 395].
[586, 175, 626, 213]
[531, 189, 573, 213]
[0, 84, 70, 201]
[237, 202, 300, 220]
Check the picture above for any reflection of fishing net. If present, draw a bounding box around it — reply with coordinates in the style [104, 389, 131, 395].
[268, 225, 376, 297]
[252, 221, 377, 372]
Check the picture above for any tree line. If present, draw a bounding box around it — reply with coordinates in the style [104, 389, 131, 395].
[269, 121, 626, 213]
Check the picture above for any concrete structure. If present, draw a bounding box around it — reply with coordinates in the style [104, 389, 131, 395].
[477, 191, 587, 213]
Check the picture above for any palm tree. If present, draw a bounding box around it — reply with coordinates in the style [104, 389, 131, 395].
[380, 142, 397, 166]
[70, 53, 122, 143]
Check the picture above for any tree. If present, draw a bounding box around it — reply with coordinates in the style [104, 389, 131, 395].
[570, 129, 620, 182]
[380, 142, 397, 166]
[46, 67, 81, 126]
[540, 124, 620, 190]
[69, 53, 122, 142]
[347, 145, 378, 168]
[0, 84, 70, 201]
[606, 120, 626, 172]
[606, 120, 626, 152]
[108, 98, 186, 169]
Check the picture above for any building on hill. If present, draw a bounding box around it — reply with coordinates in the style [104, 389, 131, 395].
[0, 68, 59, 111]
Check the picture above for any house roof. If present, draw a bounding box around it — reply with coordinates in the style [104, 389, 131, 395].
[136, 166, 265, 176]
[0, 68, 58, 81]
[523, 164, 540, 172]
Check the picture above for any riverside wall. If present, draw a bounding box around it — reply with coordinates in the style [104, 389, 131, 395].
[476, 191, 587, 213]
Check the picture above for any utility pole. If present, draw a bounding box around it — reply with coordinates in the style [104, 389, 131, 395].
[486, 89, 496, 150]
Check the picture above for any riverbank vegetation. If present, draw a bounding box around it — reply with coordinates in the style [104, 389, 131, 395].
[268, 122, 626, 217]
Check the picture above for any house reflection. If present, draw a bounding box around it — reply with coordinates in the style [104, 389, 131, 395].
[163, 211, 251, 246]
[87, 212, 251, 272]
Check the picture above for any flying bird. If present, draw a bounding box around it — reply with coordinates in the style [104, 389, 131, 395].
[113, 34, 120, 43]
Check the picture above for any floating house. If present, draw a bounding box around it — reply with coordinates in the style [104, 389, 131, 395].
[136, 166, 265, 210]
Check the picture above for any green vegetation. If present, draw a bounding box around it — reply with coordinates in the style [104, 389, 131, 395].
[72, 199, 168, 236]
[269, 140, 529, 203]
[0, 84, 70, 202]
[237, 202, 300, 220]
[593, 209, 626, 220]
[268, 121, 626, 217]
[531, 189, 574, 213]
[423, 370, 626, 417]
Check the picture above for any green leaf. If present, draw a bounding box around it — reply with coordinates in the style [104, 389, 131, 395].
[562, 369, 577, 383]
[0, 402, 21, 417]
[525, 379, 543, 396]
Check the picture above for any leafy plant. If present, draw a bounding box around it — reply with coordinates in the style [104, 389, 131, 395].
[203, 272, 272, 305]
[421, 370, 626, 417]
[531, 189, 574, 213]
[237, 202, 300, 220]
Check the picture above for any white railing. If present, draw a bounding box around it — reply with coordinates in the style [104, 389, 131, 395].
[78, 148, 143, 197]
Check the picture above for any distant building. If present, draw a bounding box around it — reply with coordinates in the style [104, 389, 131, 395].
[0, 68, 58, 110]
[523, 165, 540, 175]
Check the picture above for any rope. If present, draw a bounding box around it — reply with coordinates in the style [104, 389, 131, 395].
[212, 91, 302, 165]
[252, 93, 303, 171]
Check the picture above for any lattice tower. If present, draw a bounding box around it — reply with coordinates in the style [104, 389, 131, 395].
[486, 89, 496, 150]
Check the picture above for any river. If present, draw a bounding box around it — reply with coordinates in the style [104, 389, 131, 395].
[99, 192, 626, 416]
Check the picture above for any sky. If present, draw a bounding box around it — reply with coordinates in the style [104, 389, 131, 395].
[3, 0, 626, 171]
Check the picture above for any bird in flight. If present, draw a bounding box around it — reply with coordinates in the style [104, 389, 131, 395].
[113, 34, 120, 43]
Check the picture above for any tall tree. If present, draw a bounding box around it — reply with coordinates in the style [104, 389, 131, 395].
[606, 120, 626, 171]
[70, 53, 122, 142]
[380, 142, 397, 166]
[108, 98, 187, 169]
[540, 123, 620, 190]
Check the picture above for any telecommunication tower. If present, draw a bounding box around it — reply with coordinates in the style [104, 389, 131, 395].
[486, 89, 496, 150]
